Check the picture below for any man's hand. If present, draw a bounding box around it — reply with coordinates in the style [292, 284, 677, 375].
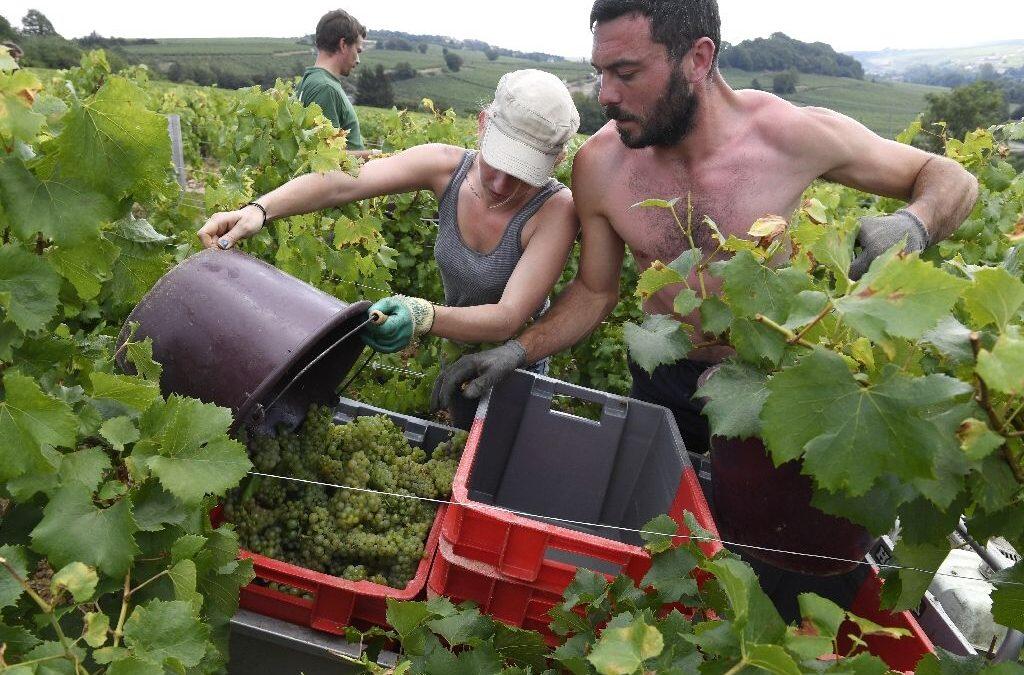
[431, 340, 526, 410]
[197, 205, 264, 250]
[362, 296, 434, 353]
[849, 210, 930, 280]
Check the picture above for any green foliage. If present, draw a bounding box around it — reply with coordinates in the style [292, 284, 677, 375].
[356, 64, 395, 108]
[919, 81, 1009, 153]
[721, 32, 864, 79]
[773, 69, 800, 95]
[624, 122, 1024, 624]
[0, 51, 253, 673]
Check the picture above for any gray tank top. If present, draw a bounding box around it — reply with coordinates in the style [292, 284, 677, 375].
[434, 150, 565, 315]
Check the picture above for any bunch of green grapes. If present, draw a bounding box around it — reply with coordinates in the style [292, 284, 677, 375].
[226, 407, 468, 588]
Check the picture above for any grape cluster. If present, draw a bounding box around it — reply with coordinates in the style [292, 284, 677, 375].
[226, 406, 467, 588]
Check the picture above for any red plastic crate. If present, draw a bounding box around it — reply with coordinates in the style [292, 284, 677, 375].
[442, 373, 722, 587]
[427, 537, 565, 644]
[226, 505, 445, 634]
[841, 569, 935, 672]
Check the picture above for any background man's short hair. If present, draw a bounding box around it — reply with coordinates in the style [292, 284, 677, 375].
[315, 9, 367, 54]
[589, 0, 721, 66]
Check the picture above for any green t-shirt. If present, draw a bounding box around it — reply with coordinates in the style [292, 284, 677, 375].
[297, 67, 365, 150]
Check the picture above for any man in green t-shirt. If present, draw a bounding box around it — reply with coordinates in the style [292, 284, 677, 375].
[297, 9, 374, 156]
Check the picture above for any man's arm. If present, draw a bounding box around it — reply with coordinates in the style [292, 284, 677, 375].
[807, 107, 978, 242]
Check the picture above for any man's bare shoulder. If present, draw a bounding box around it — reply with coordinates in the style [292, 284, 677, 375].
[739, 90, 856, 154]
[571, 123, 624, 194]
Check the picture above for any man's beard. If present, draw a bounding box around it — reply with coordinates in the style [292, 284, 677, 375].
[604, 70, 699, 148]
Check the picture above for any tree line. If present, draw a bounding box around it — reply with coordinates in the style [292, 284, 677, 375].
[720, 32, 865, 79]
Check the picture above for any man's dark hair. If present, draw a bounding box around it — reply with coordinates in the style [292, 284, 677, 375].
[589, 0, 721, 65]
[315, 9, 367, 54]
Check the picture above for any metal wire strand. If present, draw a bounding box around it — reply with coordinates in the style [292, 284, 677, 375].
[247, 470, 1024, 589]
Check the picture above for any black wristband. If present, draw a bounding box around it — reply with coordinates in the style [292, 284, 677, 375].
[245, 201, 268, 228]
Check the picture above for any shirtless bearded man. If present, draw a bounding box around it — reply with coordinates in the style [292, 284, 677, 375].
[436, 0, 978, 458]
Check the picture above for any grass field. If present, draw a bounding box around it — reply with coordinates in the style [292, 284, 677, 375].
[109, 38, 949, 138]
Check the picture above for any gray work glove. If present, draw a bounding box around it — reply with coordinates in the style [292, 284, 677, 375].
[849, 209, 930, 280]
[431, 340, 527, 411]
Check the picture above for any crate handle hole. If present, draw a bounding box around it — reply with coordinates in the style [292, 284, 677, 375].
[549, 394, 603, 423]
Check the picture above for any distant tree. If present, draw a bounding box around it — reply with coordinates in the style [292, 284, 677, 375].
[918, 81, 1007, 153]
[167, 61, 184, 82]
[18, 35, 81, 68]
[1013, 104, 1024, 121]
[417, 43, 428, 54]
[978, 63, 997, 81]
[390, 61, 417, 81]
[356, 64, 394, 107]
[383, 38, 413, 51]
[572, 92, 605, 134]
[0, 15, 18, 41]
[444, 52, 464, 73]
[21, 9, 57, 36]
[750, 77, 762, 91]
[442, 47, 448, 55]
[484, 47, 499, 61]
[772, 70, 799, 95]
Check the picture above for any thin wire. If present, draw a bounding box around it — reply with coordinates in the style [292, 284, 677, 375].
[247, 470, 1024, 589]
[369, 362, 426, 378]
[338, 351, 375, 394]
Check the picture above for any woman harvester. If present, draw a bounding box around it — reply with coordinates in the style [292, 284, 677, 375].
[198, 69, 581, 426]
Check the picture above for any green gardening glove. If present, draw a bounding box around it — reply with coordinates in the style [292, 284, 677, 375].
[361, 295, 435, 353]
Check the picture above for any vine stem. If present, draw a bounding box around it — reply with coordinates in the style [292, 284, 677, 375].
[789, 302, 833, 345]
[0, 556, 80, 671]
[129, 569, 169, 596]
[669, 194, 708, 299]
[112, 571, 131, 648]
[970, 332, 1024, 483]
[753, 314, 816, 349]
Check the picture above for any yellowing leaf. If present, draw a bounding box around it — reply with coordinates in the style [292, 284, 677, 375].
[748, 214, 788, 245]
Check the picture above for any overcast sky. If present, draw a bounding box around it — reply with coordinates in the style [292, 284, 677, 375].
[4, 1, 1023, 59]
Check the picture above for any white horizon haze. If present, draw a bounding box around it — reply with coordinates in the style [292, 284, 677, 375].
[3, 1, 1023, 60]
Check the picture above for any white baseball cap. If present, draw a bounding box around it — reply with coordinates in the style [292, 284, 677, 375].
[480, 69, 581, 187]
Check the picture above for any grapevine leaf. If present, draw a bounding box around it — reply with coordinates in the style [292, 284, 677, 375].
[631, 198, 679, 210]
[830, 653, 891, 674]
[46, 236, 120, 301]
[695, 361, 769, 439]
[0, 158, 117, 246]
[700, 297, 733, 335]
[122, 599, 210, 668]
[808, 222, 856, 281]
[84, 612, 110, 649]
[89, 372, 160, 412]
[921, 315, 975, 364]
[425, 607, 489, 646]
[720, 250, 792, 322]
[0, 245, 62, 333]
[962, 267, 1024, 330]
[124, 336, 162, 382]
[386, 599, 432, 644]
[811, 479, 912, 535]
[834, 249, 968, 342]
[797, 593, 846, 639]
[976, 336, 1024, 395]
[802, 199, 829, 225]
[623, 315, 691, 375]
[100, 416, 140, 451]
[729, 318, 787, 368]
[56, 77, 171, 200]
[700, 557, 786, 644]
[0, 621, 41, 658]
[640, 514, 679, 554]
[562, 569, 609, 608]
[12, 640, 85, 675]
[50, 561, 98, 602]
[763, 351, 973, 493]
[0, 544, 29, 609]
[956, 418, 1004, 461]
[636, 262, 683, 300]
[168, 559, 203, 612]
[130, 480, 189, 532]
[193, 531, 252, 651]
[98, 480, 128, 500]
[879, 541, 949, 611]
[30, 484, 140, 577]
[914, 648, 1003, 675]
[970, 455, 1021, 513]
[490, 622, 549, 673]
[171, 535, 207, 564]
[668, 248, 702, 279]
[991, 561, 1024, 631]
[105, 232, 172, 308]
[744, 643, 801, 675]
[673, 288, 701, 317]
[0, 70, 45, 142]
[641, 546, 699, 603]
[112, 217, 170, 245]
[58, 447, 110, 492]
[781, 291, 829, 330]
[748, 215, 788, 240]
[0, 370, 76, 482]
[147, 436, 250, 505]
[586, 616, 664, 675]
